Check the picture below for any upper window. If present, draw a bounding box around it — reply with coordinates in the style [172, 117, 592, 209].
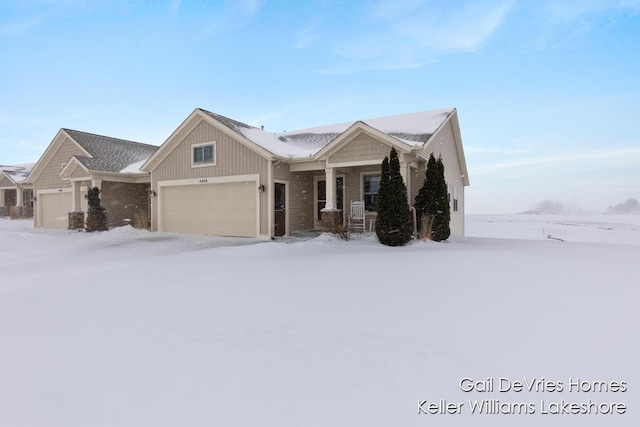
[192, 142, 216, 167]
[363, 174, 381, 212]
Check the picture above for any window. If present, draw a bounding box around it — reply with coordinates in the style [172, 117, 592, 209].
[363, 174, 381, 212]
[453, 186, 459, 212]
[316, 177, 344, 221]
[192, 143, 215, 166]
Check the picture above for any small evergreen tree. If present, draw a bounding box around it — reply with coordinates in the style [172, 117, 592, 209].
[85, 187, 108, 232]
[414, 153, 438, 234]
[375, 148, 413, 246]
[431, 157, 451, 241]
[414, 153, 450, 241]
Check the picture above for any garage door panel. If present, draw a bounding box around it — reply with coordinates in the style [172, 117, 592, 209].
[161, 181, 257, 237]
[41, 192, 70, 229]
[39, 191, 88, 229]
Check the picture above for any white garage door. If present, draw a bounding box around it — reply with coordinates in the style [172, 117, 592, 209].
[40, 192, 71, 229]
[39, 191, 88, 229]
[161, 181, 257, 237]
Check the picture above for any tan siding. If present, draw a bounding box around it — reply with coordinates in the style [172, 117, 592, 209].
[34, 137, 86, 190]
[410, 163, 425, 203]
[422, 119, 465, 236]
[328, 132, 391, 164]
[101, 181, 150, 228]
[150, 120, 270, 235]
[0, 176, 14, 188]
[70, 166, 90, 179]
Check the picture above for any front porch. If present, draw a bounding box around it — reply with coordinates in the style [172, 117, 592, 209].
[278, 160, 422, 236]
[0, 188, 34, 219]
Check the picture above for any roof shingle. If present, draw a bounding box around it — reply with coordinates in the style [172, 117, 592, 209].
[63, 129, 158, 173]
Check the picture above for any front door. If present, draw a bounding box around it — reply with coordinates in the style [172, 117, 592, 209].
[274, 182, 286, 237]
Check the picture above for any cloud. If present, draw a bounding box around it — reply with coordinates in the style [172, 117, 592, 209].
[328, 0, 513, 72]
[471, 147, 640, 175]
[543, 0, 640, 22]
[466, 147, 532, 154]
[169, 0, 181, 14]
[397, 0, 515, 52]
[231, 0, 263, 18]
[1, 14, 47, 36]
[525, 0, 640, 49]
[293, 21, 321, 49]
[203, 0, 264, 35]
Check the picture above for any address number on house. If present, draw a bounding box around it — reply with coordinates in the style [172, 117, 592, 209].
[199, 179, 208, 184]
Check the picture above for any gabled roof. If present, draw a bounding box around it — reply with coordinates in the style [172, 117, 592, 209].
[199, 108, 454, 159]
[27, 128, 158, 184]
[0, 163, 35, 184]
[143, 107, 467, 181]
[62, 129, 158, 173]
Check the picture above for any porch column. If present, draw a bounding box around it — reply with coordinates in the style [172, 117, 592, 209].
[324, 167, 335, 210]
[72, 180, 82, 212]
[320, 167, 341, 232]
[0, 189, 4, 207]
[69, 180, 85, 230]
[91, 179, 102, 190]
[16, 187, 24, 207]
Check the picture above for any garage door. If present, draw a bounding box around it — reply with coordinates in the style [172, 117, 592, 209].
[161, 181, 257, 237]
[40, 192, 72, 229]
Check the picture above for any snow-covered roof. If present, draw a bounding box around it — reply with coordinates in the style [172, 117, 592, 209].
[199, 108, 454, 159]
[63, 129, 158, 173]
[0, 163, 36, 184]
[119, 159, 147, 174]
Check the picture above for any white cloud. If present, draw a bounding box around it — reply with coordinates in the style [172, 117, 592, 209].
[232, 0, 263, 18]
[1, 14, 47, 36]
[169, 0, 181, 14]
[328, 0, 513, 72]
[203, 0, 264, 35]
[398, 0, 515, 52]
[293, 20, 321, 49]
[471, 147, 640, 175]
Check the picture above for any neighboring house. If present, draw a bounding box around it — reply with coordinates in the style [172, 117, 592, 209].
[142, 107, 469, 239]
[0, 163, 35, 218]
[25, 129, 158, 229]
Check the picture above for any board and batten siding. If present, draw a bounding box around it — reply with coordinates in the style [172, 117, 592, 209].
[421, 119, 465, 236]
[33, 136, 87, 227]
[150, 119, 270, 235]
[34, 137, 86, 190]
[328, 132, 391, 164]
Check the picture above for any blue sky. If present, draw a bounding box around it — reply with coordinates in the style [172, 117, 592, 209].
[1, 0, 639, 213]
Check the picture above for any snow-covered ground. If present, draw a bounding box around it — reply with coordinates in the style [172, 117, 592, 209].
[1, 214, 638, 426]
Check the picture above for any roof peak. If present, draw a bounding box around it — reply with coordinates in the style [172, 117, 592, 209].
[62, 128, 157, 149]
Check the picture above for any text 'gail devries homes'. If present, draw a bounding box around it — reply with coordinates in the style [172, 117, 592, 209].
[26, 129, 158, 230]
[141, 107, 469, 239]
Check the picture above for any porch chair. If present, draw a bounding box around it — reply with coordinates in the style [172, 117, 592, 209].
[349, 201, 366, 233]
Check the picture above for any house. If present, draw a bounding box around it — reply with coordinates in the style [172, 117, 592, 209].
[141, 107, 469, 239]
[0, 163, 35, 218]
[25, 129, 158, 229]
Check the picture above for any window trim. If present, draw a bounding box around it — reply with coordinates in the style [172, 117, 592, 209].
[360, 172, 381, 213]
[191, 142, 216, 168]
